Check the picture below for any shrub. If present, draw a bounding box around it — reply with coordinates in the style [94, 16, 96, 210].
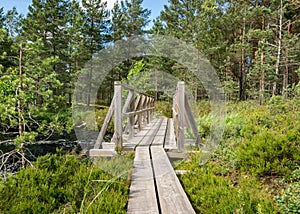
[0, 152, 129, 213]
[274, 169, 300, 213]
[77, 108, 114, 134]
[237, 129, 299, 177]
[154, 101, 172, 118]
[179, 166, 277, 213]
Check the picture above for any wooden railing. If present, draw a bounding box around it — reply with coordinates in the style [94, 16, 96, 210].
[94, 81, 155, 150]
[173, 82, 202, 152]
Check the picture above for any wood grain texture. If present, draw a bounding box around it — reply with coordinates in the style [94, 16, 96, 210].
[151, 146, 195, 214]
[128, 117, 195, 214]
[127, 146, 159, 214]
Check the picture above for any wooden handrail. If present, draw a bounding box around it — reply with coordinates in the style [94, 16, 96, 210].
[94, 81, 155, 149]
[173, 82, 202, 152]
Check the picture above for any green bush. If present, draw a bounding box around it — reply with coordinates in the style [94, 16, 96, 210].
[224, 113, 245, 139]
[179, 165, 277, 213]
[76, 108, 114, 133]
[198, 113, 213, 139]
[0, 152, 129, 213]
[236, 99, 300, 177]
[154, 101, 172, 118]
[274, 169, 300, 213]
[182, 99, 300, 213]
[95, 108, 113, 133]
[237, 129, 299, 177]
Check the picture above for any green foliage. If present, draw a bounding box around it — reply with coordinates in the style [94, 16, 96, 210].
[125, 59, 152, 92]
[274, 169, 300, 213]
[178, 155, 277, 213]
[237, 129, 299, 177]
[236, 100, 300, 177]
[184, 100, 300, 212]
[154, 100, 172, 118]
[0, 153, 129, 213]
[79, 108, 114, 133]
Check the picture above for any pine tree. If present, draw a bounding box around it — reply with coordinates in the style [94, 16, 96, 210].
[110, 0, 150, 40]
[21, 0, 73, 103]
[4, 7, 23, 37]
[81, 0, 110, 106]
[103, 0, 151, 100]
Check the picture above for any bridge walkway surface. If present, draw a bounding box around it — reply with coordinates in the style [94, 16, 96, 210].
[126, 118, 195, 214]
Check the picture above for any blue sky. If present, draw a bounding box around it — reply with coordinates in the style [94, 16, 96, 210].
[1, 0, 168, 25]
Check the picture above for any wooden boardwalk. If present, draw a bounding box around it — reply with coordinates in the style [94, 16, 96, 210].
[89, 81, 200, 213]
[126, 118, 195, 214]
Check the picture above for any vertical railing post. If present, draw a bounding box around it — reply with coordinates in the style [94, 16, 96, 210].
[146, 97, 151, 124]
[127, 89, 134, 139]
[114, 81, 123, 149]
[129, 97, 135, 138]
[177, 81, 185, 152]
[137, 95, 144, 131]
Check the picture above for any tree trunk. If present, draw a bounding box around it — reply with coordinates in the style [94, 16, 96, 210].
[87, 17, 94, 107]
[239, 17, 246, 100]
[18, 44, 24, 137]
[272, 0, 283, 96]
[259, 6, 266, 105]
[282, 20, 291, 98]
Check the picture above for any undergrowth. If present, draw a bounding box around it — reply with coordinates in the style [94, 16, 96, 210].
[0, 151, 130, 213]
[177, 97, 299, 213]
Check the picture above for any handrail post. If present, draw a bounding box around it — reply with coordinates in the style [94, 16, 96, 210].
[114, 81, 123, 149]
[177, 81, 185, 152]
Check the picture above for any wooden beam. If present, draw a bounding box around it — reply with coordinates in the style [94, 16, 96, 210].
[113, 81, 123, 148]
[94, 96, 115, 149]
[177, 81, 185, 152]
[151, 146, 196, 214]
[184, 95, 202, 147]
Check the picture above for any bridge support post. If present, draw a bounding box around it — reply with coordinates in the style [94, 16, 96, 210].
[114, 81, 123, 149]
[177, 81, 185, 152]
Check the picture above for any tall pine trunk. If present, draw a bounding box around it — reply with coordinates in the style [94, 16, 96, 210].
[282, 20, 291, 98]
[239, 17, 246, 100]
[259, 4, 266, 105]
[273, 0, 283, 96]
[18, 44, 24, 137]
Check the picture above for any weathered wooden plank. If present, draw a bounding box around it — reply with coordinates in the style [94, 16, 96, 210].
[113, 81, 123, 148]
[151, 146, 195, 214]
[138, 118, 162, 147]
[151, 119, 168, 147]
[127, 119, 162, 214]
[177, 81, 185, 152]
[127, 147, 159, 214]
[123, 90, 134, 114]
[123, 119, 161, 150]
[184, 95, 202, 147]
[94, 97, 115, 149]
[164, 119, 177, 150]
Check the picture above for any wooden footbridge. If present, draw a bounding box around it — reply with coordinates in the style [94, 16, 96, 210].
[89, 81, 201, 213]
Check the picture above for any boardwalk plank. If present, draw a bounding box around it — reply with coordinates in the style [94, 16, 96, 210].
[127, 119, 163, 214]
[127, 117, 195, 214]
[151, 119, 168, 147]
[127, 147, 159, 214]
[151, 146, 195, 214]
[164, 119, 177, 150]
[123, 119, 161, 150]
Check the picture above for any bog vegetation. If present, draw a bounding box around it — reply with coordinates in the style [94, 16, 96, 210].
[175, 97, 300, 213]
[1, 99, 299, 213]
[0, 151, 132, 213]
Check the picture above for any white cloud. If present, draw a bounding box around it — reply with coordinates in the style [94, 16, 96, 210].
[78, 0, 119, 10]
[105, 0, 119, 10]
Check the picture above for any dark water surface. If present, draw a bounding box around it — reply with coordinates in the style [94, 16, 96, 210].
[0, 139, 95, 178]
